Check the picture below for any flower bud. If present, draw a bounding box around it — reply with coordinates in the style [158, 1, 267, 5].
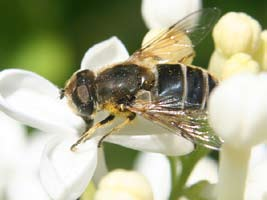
[94, 169, 153, 200]
[222, 53, 260, 80]
[213, 12, 261, 57]
[254, 30, 267, 71]
[208, 50, 228, 80]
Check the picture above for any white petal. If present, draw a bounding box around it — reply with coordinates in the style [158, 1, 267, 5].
[246, 159, 267, 200]
[187, 157, 218, 186]
[243, 145, 267, 200]
[105, 116, 194, 156]
[249, 144, 267, 170]
[0, 111, 27, 172]
[0, 183, 4, 200]
[40, 136, 98, 200]
[107, 134, 193, 156]
[93, 148, 108, 185]
[4, 132, 54, 200]
[134, 152, 170, 200]
[23, 132, 53, 172]
[0, 112, 27, 189]
[0, 69, 85, 135]
[142, 0, 202, 29]
[80, 37, 129, 71]
[7, 171, 50, 200]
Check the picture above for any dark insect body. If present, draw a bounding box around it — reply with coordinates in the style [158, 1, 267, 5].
[61, 8, 223, 151]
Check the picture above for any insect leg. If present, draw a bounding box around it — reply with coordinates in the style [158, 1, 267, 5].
[97, 112, 136, 147]
[71, 114, 115, 151]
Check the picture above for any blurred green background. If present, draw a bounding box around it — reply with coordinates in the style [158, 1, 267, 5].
[0, 0, 266, 170]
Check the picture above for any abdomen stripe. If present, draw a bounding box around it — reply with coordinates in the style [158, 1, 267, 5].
[156, 64, 216, 110]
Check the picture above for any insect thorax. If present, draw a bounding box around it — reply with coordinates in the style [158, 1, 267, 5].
[95, 64, 155, 106]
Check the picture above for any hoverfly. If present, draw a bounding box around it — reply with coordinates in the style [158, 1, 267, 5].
[61, 8, 223, 151]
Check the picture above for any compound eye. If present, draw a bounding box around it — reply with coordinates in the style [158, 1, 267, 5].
[72, 84, 95, 116]
[70, 69, 96, 116]
[77, 85, 90, 103]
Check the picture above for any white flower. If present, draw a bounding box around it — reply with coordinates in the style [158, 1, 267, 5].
[141, 0, 202, 29]
[134, 152, 218, 200]
[94, 169, 153, 200]
[208, 73, 267, 200]
[0, 37, 194, 199]
[0, 112, 50, 200]
[209, 73, 267, 147]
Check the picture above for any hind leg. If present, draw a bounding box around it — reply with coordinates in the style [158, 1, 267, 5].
[97, 112, 136, 147]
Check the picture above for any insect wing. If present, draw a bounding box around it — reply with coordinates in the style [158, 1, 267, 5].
[129, 8, 221, 66]
[127, 97, 223, 150]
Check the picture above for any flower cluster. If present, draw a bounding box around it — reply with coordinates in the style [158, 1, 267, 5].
[208, 11, 267, 200]
[0, 0, 200, 199]
[209, 12, 267, 80]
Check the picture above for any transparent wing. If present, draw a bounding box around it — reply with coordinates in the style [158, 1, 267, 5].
[127, 96, 223, 150]
[128, 8, 221, 67]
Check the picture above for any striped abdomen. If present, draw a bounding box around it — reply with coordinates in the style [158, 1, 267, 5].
[155, 64, 217, 109]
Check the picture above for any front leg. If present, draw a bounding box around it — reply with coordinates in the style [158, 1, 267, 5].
[97, 112, 136, 147]
[71, 114, 115, 151]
